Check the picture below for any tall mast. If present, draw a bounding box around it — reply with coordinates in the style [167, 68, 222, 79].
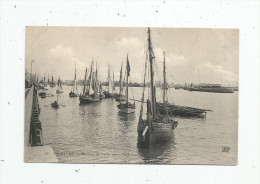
[113, 69, 115, 93]
[108, 64, 110, 93]
[119, 61, 123, 95]
[126, 54, 129, 104]
[148, 27, 156, 118]
[73, 62, 77, 92]
[163, 51, 166, 103]
[83, 68, 87, 95]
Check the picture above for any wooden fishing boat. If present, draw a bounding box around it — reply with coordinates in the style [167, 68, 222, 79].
[51, 93, 59, 108]
[115, 62, 126, 102]
[137, 28, 178, 146]
[79, 62, 100, 104]
[51, 101, 59, 108]
[117, 54, 135, 114]
[69, 63, 79, 97]
[104, 64, 115, 98]
[49, 73, 56, 87]
[56, 77, 63, 93]
[157, 52, 211, 118]
[38, 91, 46, 97]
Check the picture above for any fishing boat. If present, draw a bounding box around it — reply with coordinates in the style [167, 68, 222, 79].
[56, 77, 63, 93]
[51, 93, 59, 108]
[69, 63, 79, 97]
[49, 73, 56, 87]
[104, 64, 115, 98]
[95, 61, 105, 100]
[157, 52, 211, 118]
[137, 28, 178, 146]
[115, 62, 126, 102]
[117, 54, 135, 114]
[38, 91, 46, 97]
[79, 62, 100, 104]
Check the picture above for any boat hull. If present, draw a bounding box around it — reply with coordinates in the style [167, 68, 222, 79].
[69, 92, 79, 97]
[157, 103, 207, 118]
[79, 95, 100, 104]
[104, 91, 115, 98]
[51, 103, 59, 108]
[137, 118, 178, 145]
[117, 102, 135, 114]
[119, 107, 135, 114]
[56, 90, 63, 93]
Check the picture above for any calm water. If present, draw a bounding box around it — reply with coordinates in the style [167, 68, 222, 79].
[39, 86, 238, 165]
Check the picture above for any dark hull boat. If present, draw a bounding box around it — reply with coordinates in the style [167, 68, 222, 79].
[157, 51, 211, 118]
[138, 101, 178, 145]
[117, 54, 135, 114]
[38, 91, 46, 97]
[117, 102, 135, 114]
[51, 101, 59, 108]
[115, 94, 126, 102]
[69, 62, 79, 97]
[137, 28, 178, 146]
[79, 95, 100, 104]
[79, 61, 101, 104]
[41, 93, 46, 98]
[69, 92, 79, 97]
[157, 103, 210, 118]
[104, 91, 115, 98]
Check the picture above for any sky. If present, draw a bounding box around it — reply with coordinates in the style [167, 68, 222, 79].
[25, 26, 239, 85]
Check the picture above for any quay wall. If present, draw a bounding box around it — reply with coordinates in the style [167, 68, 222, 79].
[24, 86, 58, 163]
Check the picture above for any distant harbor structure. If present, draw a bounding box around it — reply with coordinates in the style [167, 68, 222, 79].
[187, 83, 234, 93]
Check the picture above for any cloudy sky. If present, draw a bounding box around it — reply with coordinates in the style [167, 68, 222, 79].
[25, 26, 239, 85]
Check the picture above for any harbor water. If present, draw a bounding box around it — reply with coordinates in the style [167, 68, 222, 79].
[39, 86, 238, 164]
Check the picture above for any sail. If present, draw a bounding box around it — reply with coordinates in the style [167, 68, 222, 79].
[72, 63, 77, 93]
[147, 27, 156, 118]
[107, 64, 113, 93]
[89, 61, 94, 95]
[57, 77, 62, 91]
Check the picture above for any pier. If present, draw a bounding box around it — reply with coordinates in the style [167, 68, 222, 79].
[24, 85, 58, 162]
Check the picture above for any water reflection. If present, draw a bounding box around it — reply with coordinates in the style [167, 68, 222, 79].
[117, 112, 136, 125]
[137, 134, 176, 163]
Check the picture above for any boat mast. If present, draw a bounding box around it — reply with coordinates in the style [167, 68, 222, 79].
[148, 28, 156, 119]
[83, 68, 87, 95]
[89, 61, 94, 96]
[108, 64, 110, 93]
[75, 62, 77, 92]
[73, 62, 77, 93]
[119, 61, 123, 96]
[163, 51, 166, 103]
[126, 54, 129, 104]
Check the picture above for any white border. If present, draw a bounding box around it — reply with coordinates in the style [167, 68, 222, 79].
[0, 1, 259, 184]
